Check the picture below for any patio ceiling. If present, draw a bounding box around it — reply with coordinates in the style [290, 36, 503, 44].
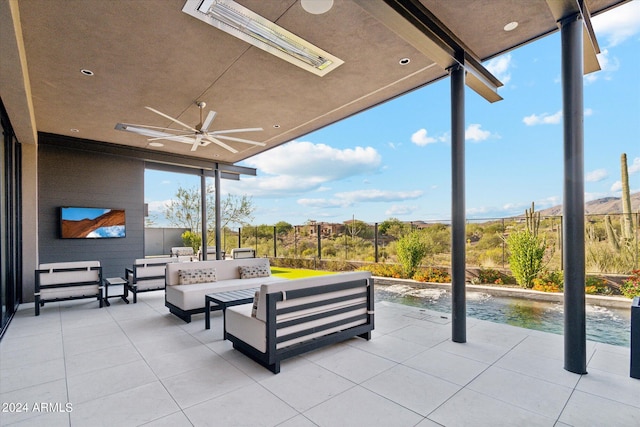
[0, 0, 628, 166]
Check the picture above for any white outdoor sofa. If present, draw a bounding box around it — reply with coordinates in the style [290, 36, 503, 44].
[34, 260, 103, 316]
[125, 257, 176, 303]
[165, 257, 281, 323]
[225, 271, 374, 374]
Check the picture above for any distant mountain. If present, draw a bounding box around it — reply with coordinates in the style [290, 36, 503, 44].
[537, 192, 640, 216]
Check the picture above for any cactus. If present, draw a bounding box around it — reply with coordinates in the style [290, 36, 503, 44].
[621, 153, 634, 242]
[525, 202, 541, 237]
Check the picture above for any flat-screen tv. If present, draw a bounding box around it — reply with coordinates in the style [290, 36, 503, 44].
[60, 207, 126, 239]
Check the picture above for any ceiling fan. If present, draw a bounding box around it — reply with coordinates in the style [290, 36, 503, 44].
[115, 102, 264, 153]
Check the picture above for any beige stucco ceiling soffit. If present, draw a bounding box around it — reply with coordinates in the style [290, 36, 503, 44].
[0, 0, 37, 144]
[182, 0, 344, 77]
[354, 0, 503, 103]
[546, 0, 601, 74]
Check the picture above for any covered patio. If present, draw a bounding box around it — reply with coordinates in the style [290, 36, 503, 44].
[1, 292, 638, 426]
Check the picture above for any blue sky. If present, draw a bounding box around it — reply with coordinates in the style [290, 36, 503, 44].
[146, 1, 640, 227]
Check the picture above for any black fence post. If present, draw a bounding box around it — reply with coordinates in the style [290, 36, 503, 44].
[374, 222, 379, 263]
[317, 224, 322, 260]
[631, 297, 639, 379]
[273, 226, 277, 258]
[238, 227, 242, 248]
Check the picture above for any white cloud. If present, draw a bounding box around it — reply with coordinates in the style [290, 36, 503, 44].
[298, 189, 423, 209]
[385, 205, 417, 216]
[243, 140, 381, 179]
[146, 199, 172, 213]
[486, 53, 512, 85]
[584, 108, 594, 117]
[586, 169, 608, 182]
[523, 110, 562, 126]
[611, 180, 623, 192]
[230, 140, 382, 196]
[411, 128, 437, 146]
[629, 156, 640, 174]
[465, 124, 492, 142]
[592, 1, 640, 47]
[585, 49, 621, 84]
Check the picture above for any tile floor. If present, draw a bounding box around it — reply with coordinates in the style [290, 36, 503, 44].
[1, 290, 639, 426]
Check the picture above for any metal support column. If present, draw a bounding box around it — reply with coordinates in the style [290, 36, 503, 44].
[451, 64, 466, 343]
[561, 15, 587, 374]
[214, 169, 222, 260]
[200, 172, 208, 261]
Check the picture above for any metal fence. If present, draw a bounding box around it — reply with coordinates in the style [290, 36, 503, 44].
[218, 213, 639, 275]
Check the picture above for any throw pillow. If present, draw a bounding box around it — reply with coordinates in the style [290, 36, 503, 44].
[239, 265, 270, 279]
[251, 291, 260, 317]
[178, 268, 216, 285]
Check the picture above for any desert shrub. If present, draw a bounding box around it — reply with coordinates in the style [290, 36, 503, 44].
[585, 276, 611, 295]
[621, 270, 640, 299]
[181, 230, 201, 253]
[359, 263, 403, 278]
[396, 231, 429, 278]
[507, 230, 545, 288]
[413, 267, 451, 283]
[478, 247, 505, 267]
[531, 270, 563, 293]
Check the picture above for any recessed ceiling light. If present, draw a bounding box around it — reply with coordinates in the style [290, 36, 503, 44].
[80, 69, 94, 76]
[301, 0, 333, 15]
[70, 128, 79, 133]
[399, 58, 411, 65]
[149, 142, 164, 147]
[273, 124, 280, 128]
[504, 21, 518, 31]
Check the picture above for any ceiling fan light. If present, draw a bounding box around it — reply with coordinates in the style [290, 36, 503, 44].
[182, 0, 343, 76]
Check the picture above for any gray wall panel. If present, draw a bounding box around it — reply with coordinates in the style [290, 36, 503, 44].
[38, 140, 145, 284]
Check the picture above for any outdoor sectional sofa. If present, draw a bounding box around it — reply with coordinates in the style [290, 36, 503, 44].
[34, 260, 103, 316]
[225, 271, 374, 373]
[165, 257, 281, 323]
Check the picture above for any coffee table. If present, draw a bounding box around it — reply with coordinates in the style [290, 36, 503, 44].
[205, 288, 259, 337]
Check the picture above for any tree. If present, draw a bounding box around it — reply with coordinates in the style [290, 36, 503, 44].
[379, 217, 409, 239]
[163, 185, 255, 241]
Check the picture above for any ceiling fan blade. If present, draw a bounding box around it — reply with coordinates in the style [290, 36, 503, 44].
[191, 135, 203, 152]
[212, 134, 266, 146]
[147, 134, 193, 144]
[115, 123, 176, 139]
[145, 106, 198, 132]
[204, 136, 238, 153]
[201, 111, 217, 132]
[211, 127, 263, 135]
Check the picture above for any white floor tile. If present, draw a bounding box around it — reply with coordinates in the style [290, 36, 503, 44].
[184, 382, 298, 426]
[362, 364, 461, 416]
[559, 389, 640, 425]
[467, 366, 573, 418]
[304, 385, 424, 427]
[259, 363, 354, 412]
[69, 382, 179, 427]
[404, 347, 489, 386]
[429, 388, 555, 427]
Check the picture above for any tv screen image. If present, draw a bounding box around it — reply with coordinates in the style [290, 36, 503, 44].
[60, 207, 126, 239]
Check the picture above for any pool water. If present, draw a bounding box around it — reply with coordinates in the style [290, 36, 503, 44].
[376, 284, 632, 347]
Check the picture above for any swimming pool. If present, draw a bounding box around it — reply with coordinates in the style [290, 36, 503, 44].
[375, 284, 632, 347]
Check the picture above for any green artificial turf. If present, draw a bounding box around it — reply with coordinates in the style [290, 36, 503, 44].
[270, 267, 335, 279]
